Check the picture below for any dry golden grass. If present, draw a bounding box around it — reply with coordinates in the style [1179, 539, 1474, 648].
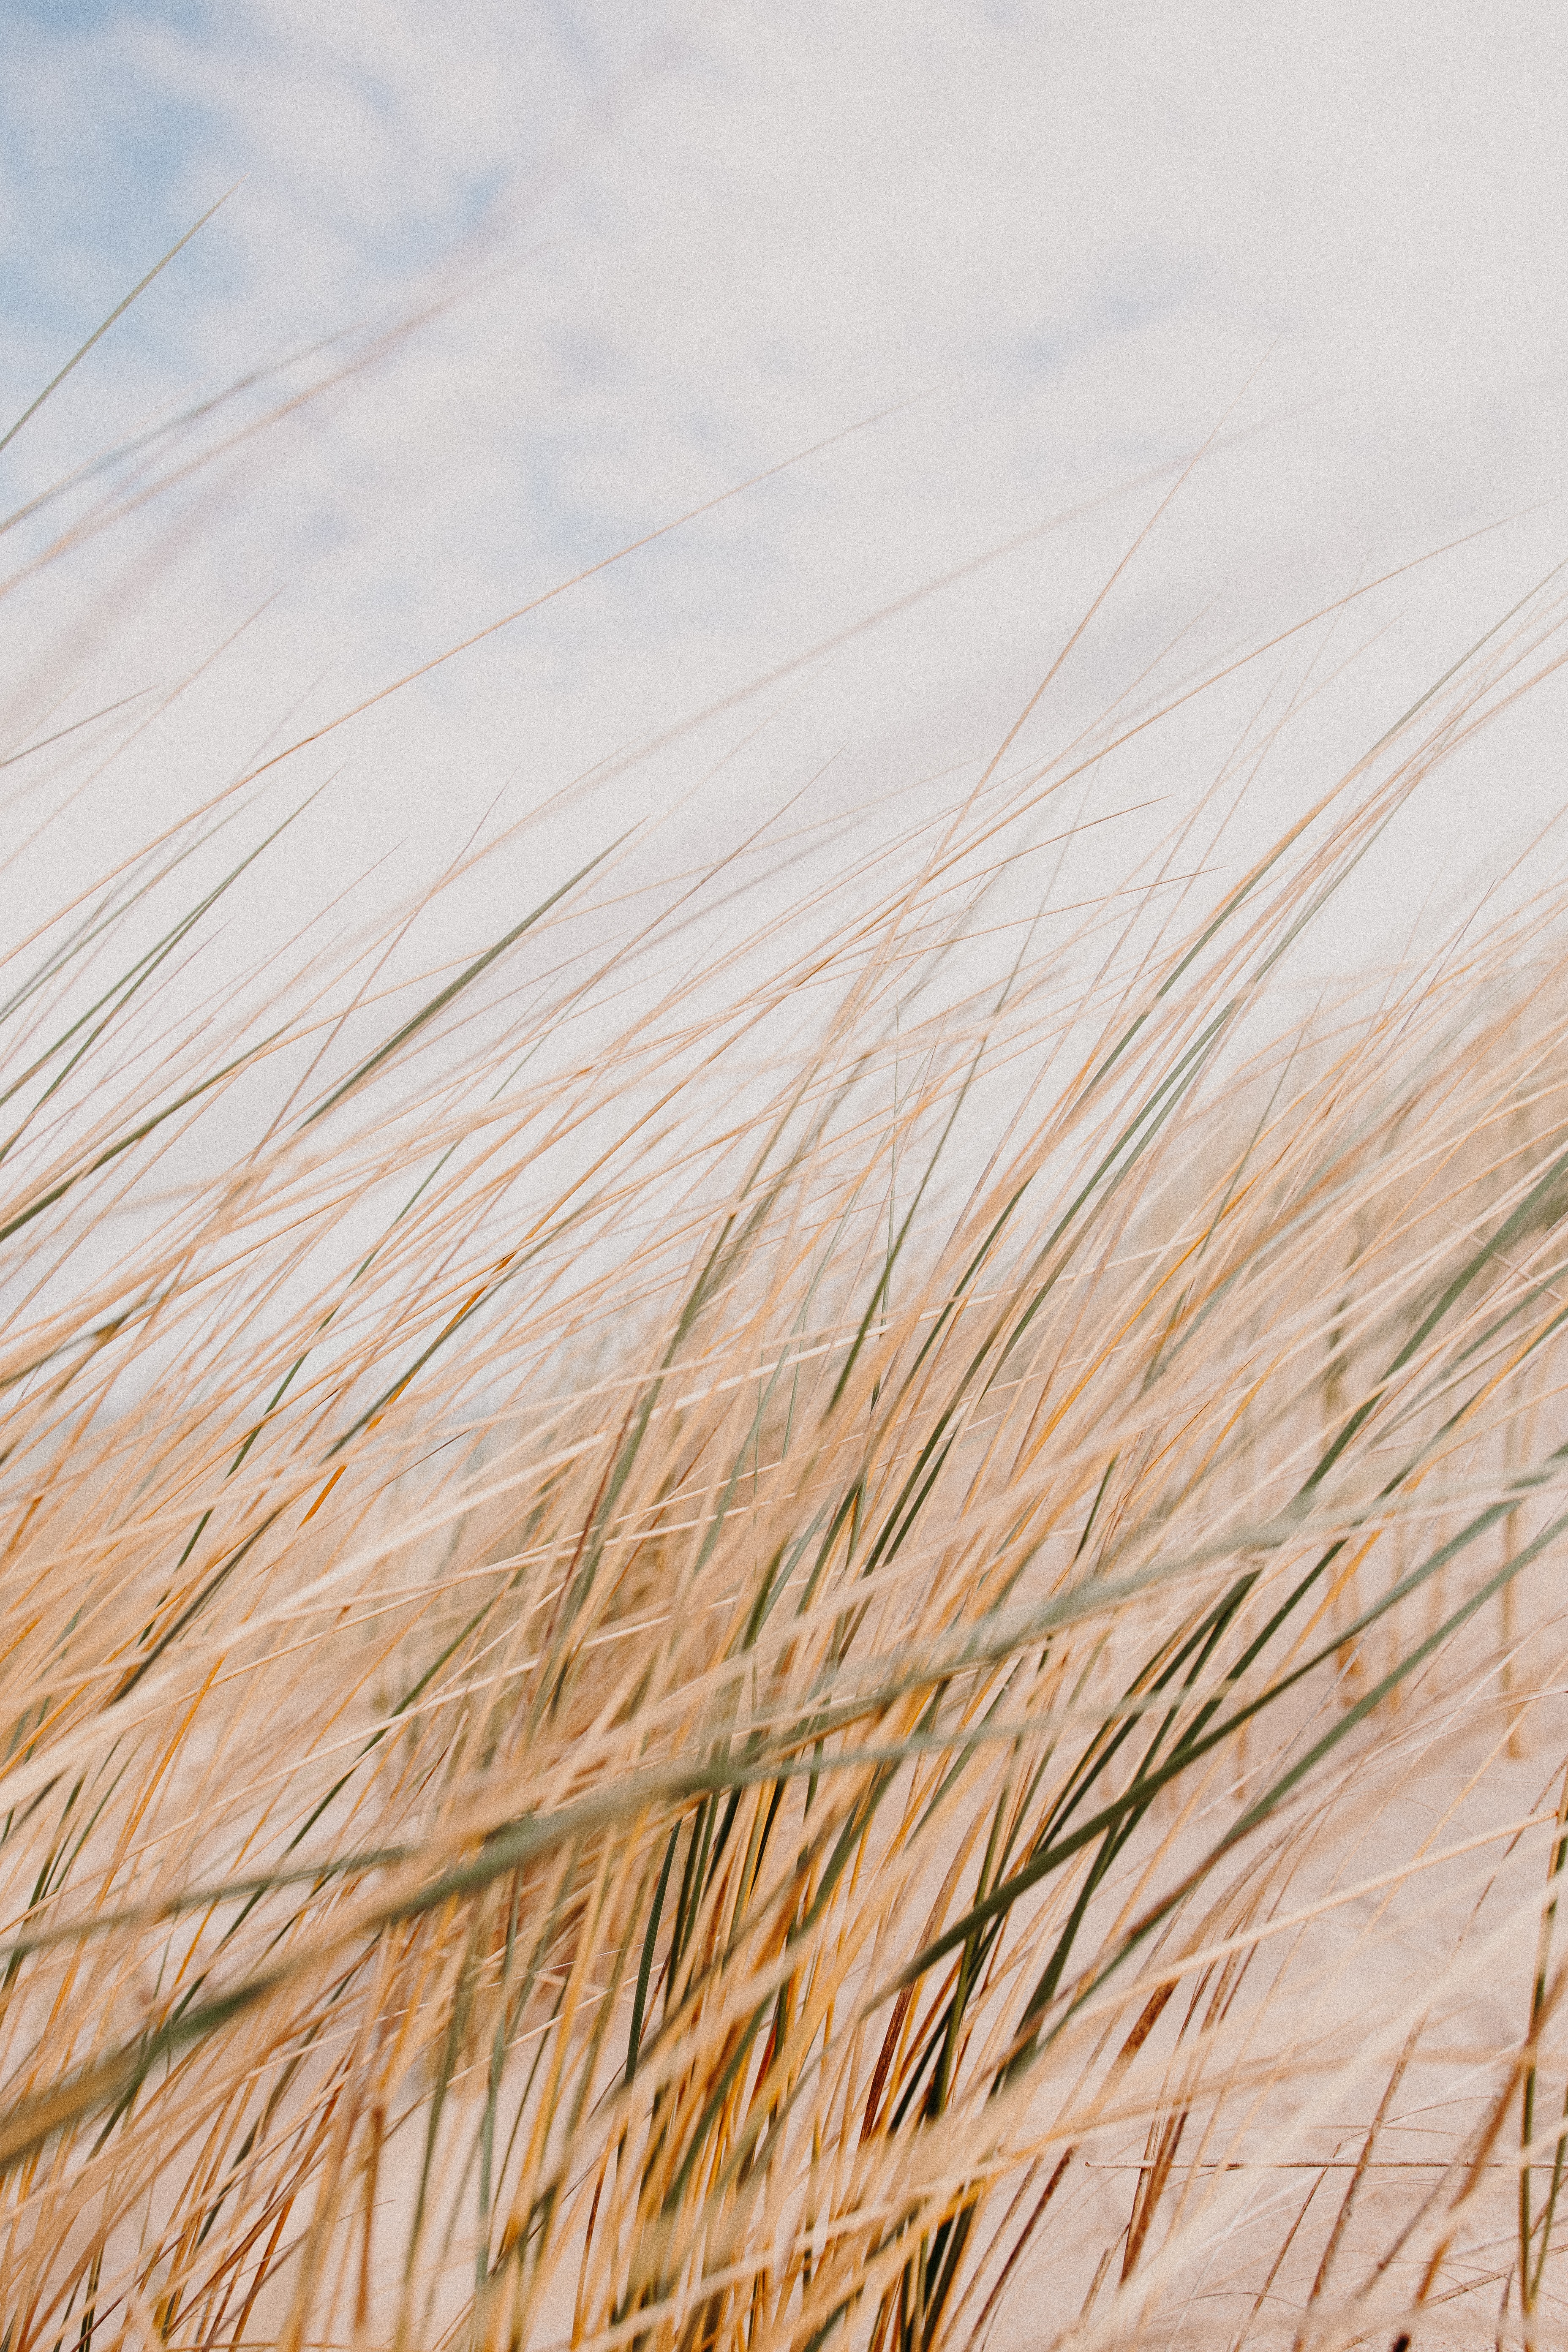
[10, 264, 1568, 2352]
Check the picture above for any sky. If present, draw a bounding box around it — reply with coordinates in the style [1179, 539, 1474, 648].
[3, 1, 1568, 999]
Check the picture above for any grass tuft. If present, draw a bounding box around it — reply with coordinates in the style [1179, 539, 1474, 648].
[5, 287, 1568, 2350]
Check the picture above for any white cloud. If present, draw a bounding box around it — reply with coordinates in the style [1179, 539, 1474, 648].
[2, 0, 1568, 981]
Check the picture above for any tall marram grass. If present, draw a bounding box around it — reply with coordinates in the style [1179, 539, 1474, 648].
[12, 311, 1568, 2352]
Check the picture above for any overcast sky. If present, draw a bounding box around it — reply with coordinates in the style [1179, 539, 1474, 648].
[3, 2, 1568, 987]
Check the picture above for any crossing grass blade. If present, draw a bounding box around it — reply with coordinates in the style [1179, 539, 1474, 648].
[8, 408, 1568, 2352]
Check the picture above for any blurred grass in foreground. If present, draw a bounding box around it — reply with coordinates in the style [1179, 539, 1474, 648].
[6, 251, 1568, 2352]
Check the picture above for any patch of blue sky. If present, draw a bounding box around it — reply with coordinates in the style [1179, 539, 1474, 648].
[0, 3, 580, 458]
